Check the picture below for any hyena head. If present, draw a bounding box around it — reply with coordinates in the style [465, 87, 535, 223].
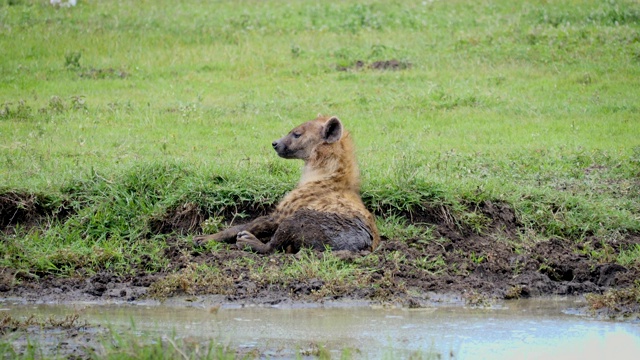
[272, 116, 343, 160]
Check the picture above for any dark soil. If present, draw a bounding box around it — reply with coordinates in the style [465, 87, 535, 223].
[2, 196, 639, 311]
[336, 59, 412, 71]
[0, 191, 69, 234]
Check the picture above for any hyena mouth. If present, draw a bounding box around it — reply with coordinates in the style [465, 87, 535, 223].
[272, 141, 292, 158]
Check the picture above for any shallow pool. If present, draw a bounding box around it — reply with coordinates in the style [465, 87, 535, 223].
[2, 297, 640, 359]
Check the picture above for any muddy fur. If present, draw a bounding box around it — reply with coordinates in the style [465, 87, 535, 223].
[241, 209, 374, 253]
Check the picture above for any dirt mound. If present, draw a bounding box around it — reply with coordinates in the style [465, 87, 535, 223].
[0, 191, 70, 233]
[336, 59, 412, 71]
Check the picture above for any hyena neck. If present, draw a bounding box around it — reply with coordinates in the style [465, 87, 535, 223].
[298, 132, 361, 192]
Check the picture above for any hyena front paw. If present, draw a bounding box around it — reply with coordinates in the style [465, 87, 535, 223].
[236, 230, 258, 241]
[236, 231, 269, 253]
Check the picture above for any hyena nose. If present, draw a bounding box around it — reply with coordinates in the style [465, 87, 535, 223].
[272, 141, 278, 148]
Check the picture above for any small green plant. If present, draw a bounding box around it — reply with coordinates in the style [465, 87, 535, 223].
[415, 254, 446, 275]
[469, 252, 486, 264]
[586, 280, 640, 317]
[464, 291, 493, 307]
[1, 313, 84, 335]
[280, 248, 357, 282]
[461, 211, 491, 234]
[0, 100, 32, 120]
[617, 244, 640, 267]
[69, 95, 87, 110]
[505, 285, 524, 299]
[64, 51, 82, 69]
[377, 214, 433, 241]
[290, 43, 302, 58]
[148, 263, 233, 299]
[94, 329, 238, 360]
[201, 216, 224, 234]
[579, 240, 616, 264]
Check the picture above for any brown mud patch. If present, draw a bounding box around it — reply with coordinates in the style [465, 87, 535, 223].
[336, 59, 412, 71]
[3, 200, 639, 313]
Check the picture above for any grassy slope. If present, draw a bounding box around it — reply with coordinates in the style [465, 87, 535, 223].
[0, 0, 639, 275]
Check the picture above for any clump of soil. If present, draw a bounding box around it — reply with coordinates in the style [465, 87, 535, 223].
[337, 59, 412, 71]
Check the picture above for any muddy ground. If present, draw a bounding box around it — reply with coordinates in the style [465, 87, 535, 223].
[1, 195, 639, 310]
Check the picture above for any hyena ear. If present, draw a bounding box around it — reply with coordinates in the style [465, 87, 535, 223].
[322, 116, 343, 144]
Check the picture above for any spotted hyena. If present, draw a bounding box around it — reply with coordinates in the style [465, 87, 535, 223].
[194, 115, 380, 253]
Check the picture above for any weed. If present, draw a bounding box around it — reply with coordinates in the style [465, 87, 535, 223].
[148, 263, 233, 299]
[617, 244, 640, 267]
[586, 281, 640, 317]
[64, 51, 81, 69]
[1, 313, 84, 335]
[69, 95, 87, 110]
[290, 43, 302, 58]
[464, 291, 493, 307]
[377, 214, 433, 241]
[460, 211, 491, 234]
[0, 100, 32, 121]
[46, 96, 65, 114]
[469, 252, 486, 265]
[505, 285, 524, 300]
[280, 249, 360, 285]
[414, 254, 446, 275]
[200, 216, 224, 234]
[579, 239, 616, 264]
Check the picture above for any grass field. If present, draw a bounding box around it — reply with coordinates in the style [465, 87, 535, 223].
[1, 0, 639, 281]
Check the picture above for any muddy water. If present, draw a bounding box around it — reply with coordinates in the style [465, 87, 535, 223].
[3, 297, 640, 359]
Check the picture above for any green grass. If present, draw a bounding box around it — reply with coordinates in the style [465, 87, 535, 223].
[1, 0, 639, 276]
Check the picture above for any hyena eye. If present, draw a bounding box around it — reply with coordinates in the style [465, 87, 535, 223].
[292, 132, 302, 139]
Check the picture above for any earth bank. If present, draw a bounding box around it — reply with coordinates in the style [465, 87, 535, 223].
[2, 194, 638, 311]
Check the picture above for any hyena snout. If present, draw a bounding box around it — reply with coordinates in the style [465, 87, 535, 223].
[272, 140, 283, 152]
[272, 139, 288, 157]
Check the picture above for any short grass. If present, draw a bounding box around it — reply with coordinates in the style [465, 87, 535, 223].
[1, 0, 639, 277]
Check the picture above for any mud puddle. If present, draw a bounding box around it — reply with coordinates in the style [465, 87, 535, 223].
[2, 298, 640, 359]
